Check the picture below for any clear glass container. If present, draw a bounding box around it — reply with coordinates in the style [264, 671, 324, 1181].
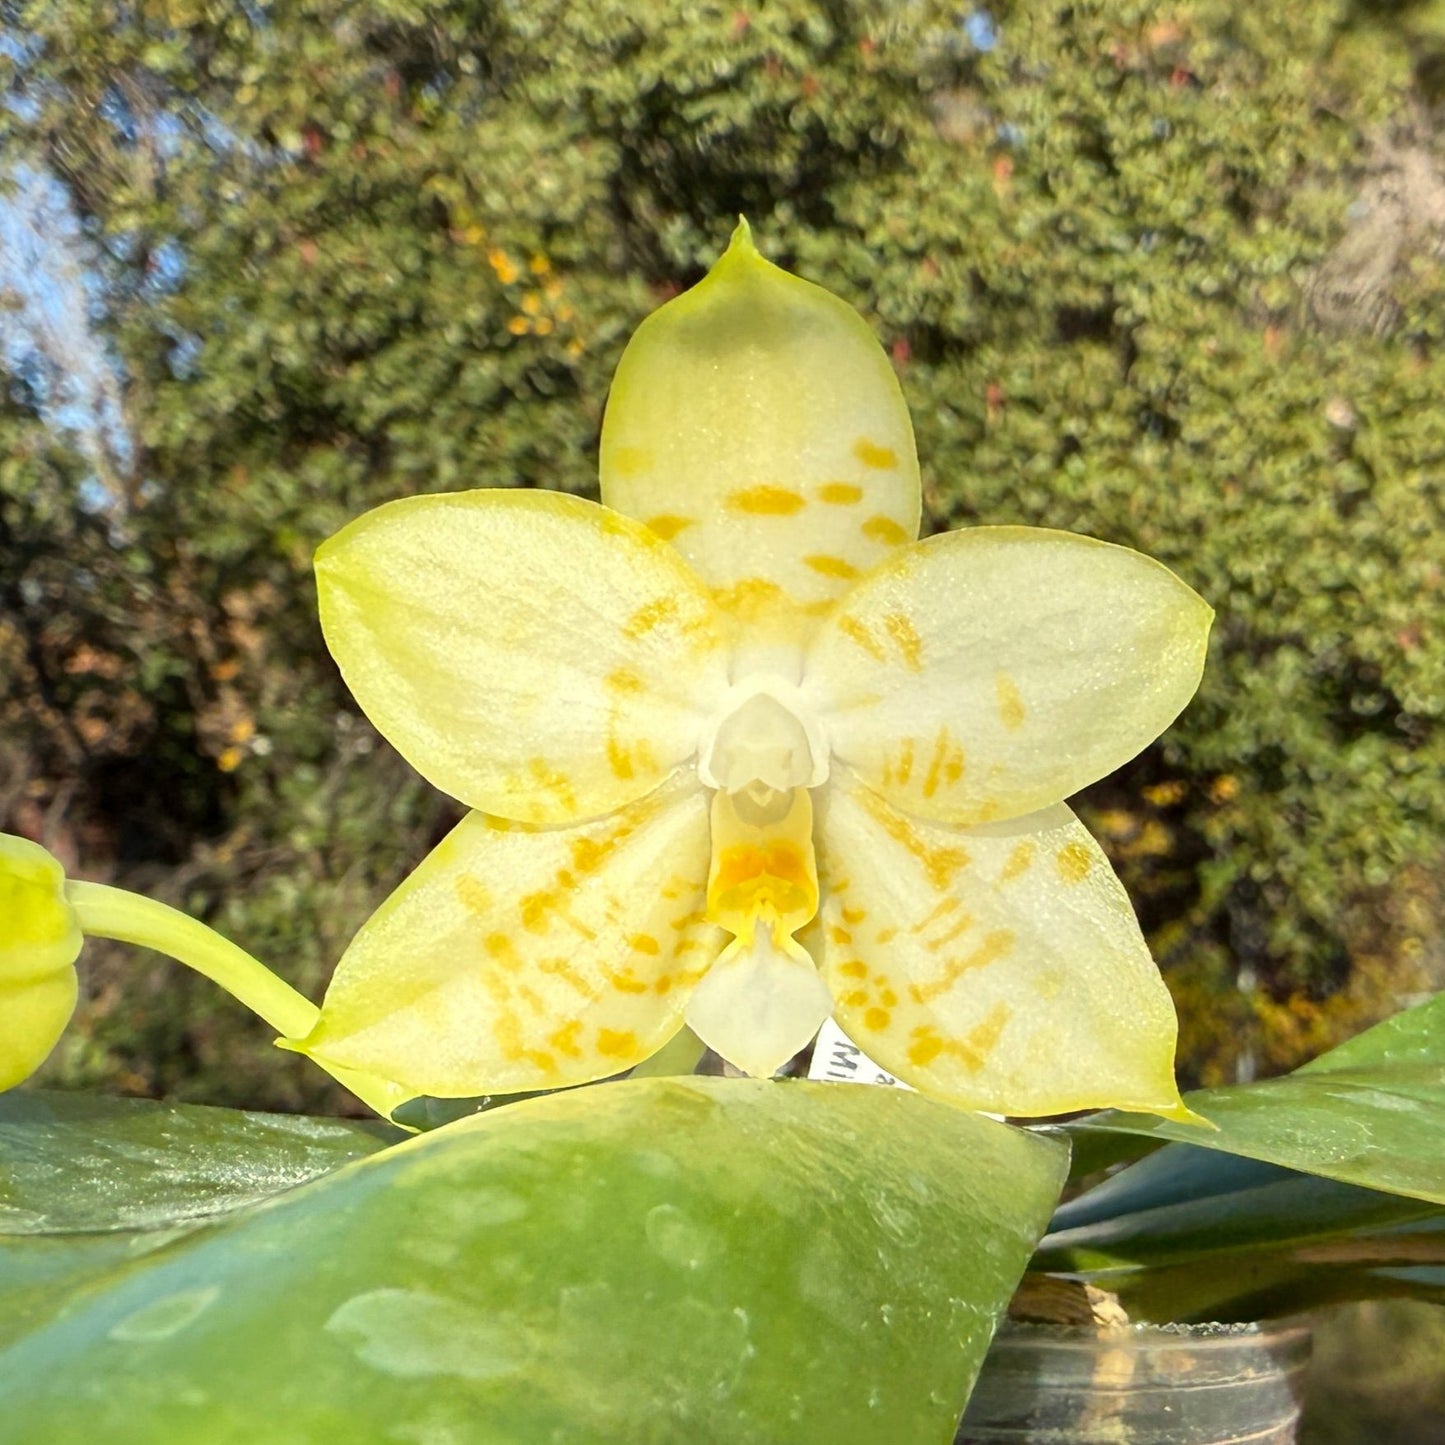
[957, 1320, 1313, 1444]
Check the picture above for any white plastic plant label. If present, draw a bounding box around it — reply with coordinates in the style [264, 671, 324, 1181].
[807, 1017, 915, 1090]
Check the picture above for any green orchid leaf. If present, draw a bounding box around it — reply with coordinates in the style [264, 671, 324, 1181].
[1063, 990, 1445, 1204]
[0, 1088, 398, 1234]
[1035, 1144, 1445, 1323]
[0, 1090, 400, 1351]
[0, 1078, 1066, 1444]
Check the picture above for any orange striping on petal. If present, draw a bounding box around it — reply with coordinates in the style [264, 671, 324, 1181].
[909, 930, 1015, 1005]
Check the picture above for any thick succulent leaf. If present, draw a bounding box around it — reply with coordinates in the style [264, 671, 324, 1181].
[600, 221, 920, 646]
[316, 488, 729, 824]
[0, 1078, 1068, 1444]
[1065, 989, 1445, 1203]
[805, 527, 1212, 826]
[808, 774, 1184, 1117]
[0, 1090, 396, 1350]
[296, 774, 725, 1096]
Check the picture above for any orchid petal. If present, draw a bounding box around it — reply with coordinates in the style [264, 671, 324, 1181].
[294, 774, 725, 1096]
[600, 221, 920, 651]
[316, 490, 730, 824]
[807, 771, 1187, 1118]
[806, 527, 1212, 826]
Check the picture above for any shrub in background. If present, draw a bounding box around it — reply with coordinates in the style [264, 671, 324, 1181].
[1, 0, 1441, 1110]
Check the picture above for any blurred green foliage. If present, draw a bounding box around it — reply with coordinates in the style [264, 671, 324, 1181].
[1, 0, 1442, 1110]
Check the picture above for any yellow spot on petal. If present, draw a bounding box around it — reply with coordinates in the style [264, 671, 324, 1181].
[910, 930, 1015, 1005]
[605, 968, 650, 996]
[996, 673, 1026, 731]
[852, 438, 898, 470]
[878, 987, 899, 1009]
[539, 955, 599, 999]
[606, 668, 646, 695]
[519, 889, 556, 933]
[837, 615, 885, 661]
[883, 613, 923, 671]
[728, 484, 807, 516]
[804, 554, 861, 580]
[609, 445, 652, 478]
[841, 906, 867, 926]
[623, 596, 680, 638]
[894, 738, 915, 787]
[630, 933, 660, 955]
[528, 759, 577, 813]
[549, 1020, 584, 1057]
[711, 576, 791, 624]
[606, 737, 635, 780]
[818, 482, 863, 505]
[961, 1002, 1011, 1070]
[454, 875, 491, 915]
[921, 727, 965, 800]
[841, 989, 870, 1009]
[1057, 843, 1094, 884]
[645, 513, 694, 541]
[862, 1006, 891, 1033]
[837, 959, 869, 979]
[862, 515, 910, 546]
[597, 1028, 639, 1059]
[907, 1031, 945, 1068]
[827, 925, 853, 945]
[484, 933, 520, 970]
[1001, 841, 1035, 882]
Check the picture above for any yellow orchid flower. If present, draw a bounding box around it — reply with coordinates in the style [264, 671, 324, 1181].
[293, 222, 1212, 1119]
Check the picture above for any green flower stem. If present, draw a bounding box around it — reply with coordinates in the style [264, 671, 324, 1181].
[65, 880, 409, 1122]
[629, 1026, 707, 1079]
